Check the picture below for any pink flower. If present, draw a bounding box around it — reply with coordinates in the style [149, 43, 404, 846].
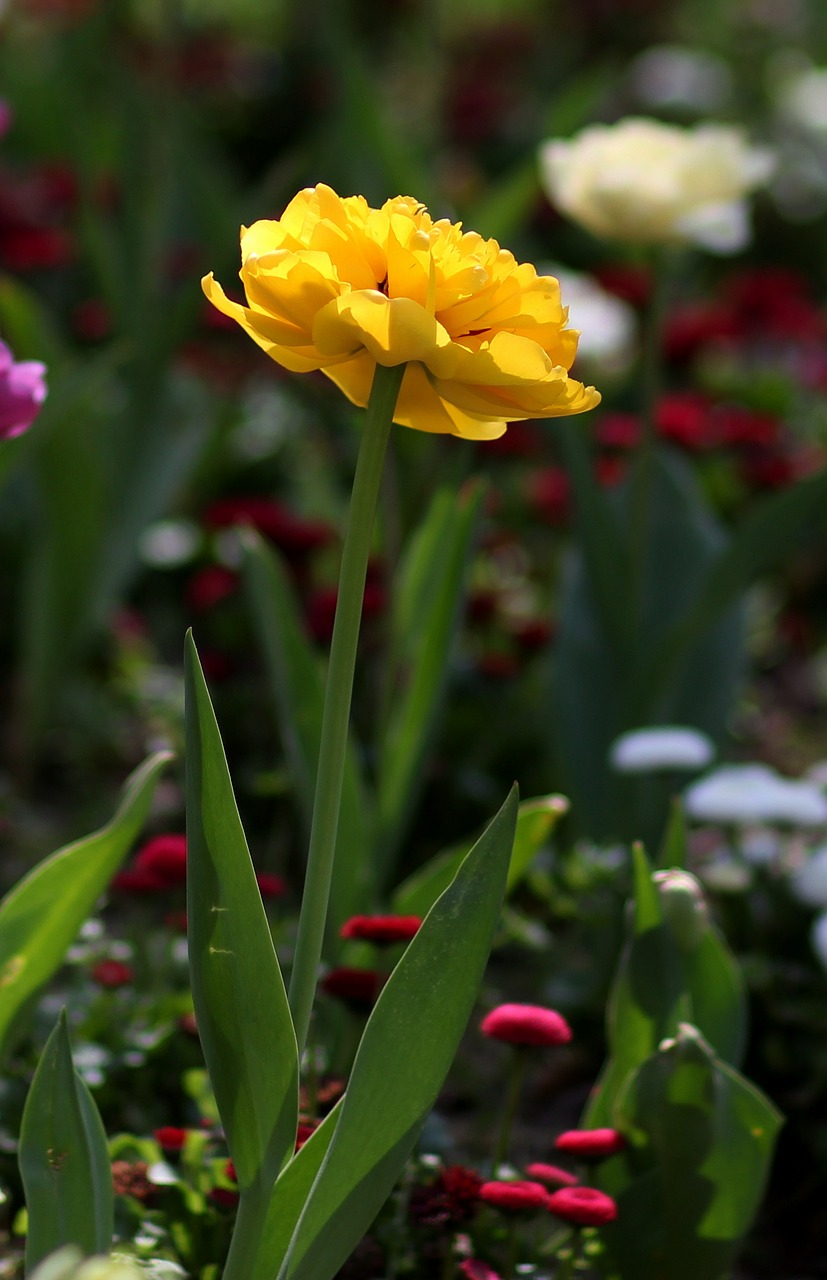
[340, 915, 422, 944]
[480, 1003, 573, 1047]
[479, 1180, 549, 1212]
[0, 341, 47, 440]
[459, 1262, 502, 1280]
[91, 959, 133, 988]
[524, 1161, 579, 1188]
[547, 1185, 618, 1226]
[554, 1128, 626, 1159]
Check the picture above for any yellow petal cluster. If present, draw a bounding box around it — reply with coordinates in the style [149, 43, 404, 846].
[202, 184, 599, 440]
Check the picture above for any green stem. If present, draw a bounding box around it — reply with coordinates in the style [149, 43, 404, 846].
[628, 250, 670, 633]
[288, 362, 405, 1055]
[490, 1047, 528, 1173]
[221, 1182, 271, 1280]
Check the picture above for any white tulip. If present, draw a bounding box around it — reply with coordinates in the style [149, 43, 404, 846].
[609, 725, 715, 774]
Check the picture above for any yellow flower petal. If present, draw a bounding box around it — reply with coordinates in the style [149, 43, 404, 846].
[313, 292, 453, 366]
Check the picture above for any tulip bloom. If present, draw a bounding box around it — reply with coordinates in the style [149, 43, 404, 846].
[0, 341, 47, 440]
[202, 184, 599, 440]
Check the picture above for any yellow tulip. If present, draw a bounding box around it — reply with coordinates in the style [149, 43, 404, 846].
[202, 184, 600, 440]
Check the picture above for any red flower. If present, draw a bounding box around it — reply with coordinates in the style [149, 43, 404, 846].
[0, 226, 73, 271]
[340, 915, 422, 944]
[154, 1126, 188, 1151]
[595, 412, 640, 451]
[256, 872, 287, 899]
[204, 496, 333, 556]
[656, 393, 718, 451]
[524, 1162, 579, 1188]
[210, 1186, 240, 1208]
[554, 1128, 626, 1159]
[321, 966, 383, 1010]
[479, 1180, 549, 1212]
[91, 959, 133, 988]
[547, 1185, 618, 1226]
[185, 564, 238, 612]
[410, 1165, 483, 1226]
[295, 1120, 318, 1150]
[225, 1160, 237, 1182]
[529, 466, 570, 525]
[480, 1003, 573, 1047]
[111, 867, 168, 894]
[134, 834, 187, 886]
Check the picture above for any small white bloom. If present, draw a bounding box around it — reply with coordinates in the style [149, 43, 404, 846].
[777, 65, 827, 133]
[539, 265, 636, 374]
[630, 45, 732, 112]
[685, 763, 827, 826]
[790, 844, 827, 908]
[810, 911, 827, 971]
[538, 117, 773, 251]
[609, 725, 715, 774]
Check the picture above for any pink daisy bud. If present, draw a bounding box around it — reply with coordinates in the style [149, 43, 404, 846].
[524, 1162, 580, 1188]
[478, 1180, 549, 1213]
[554, 1128, 626, 1159]
[547, 1185, 618, 1226]
[340, 914, 422, 944]
[480, 1003, 573, 1047]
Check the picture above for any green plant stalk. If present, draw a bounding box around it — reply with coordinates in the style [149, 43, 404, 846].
[490, 1046, 528, 1172]
[627, 249, 670, 634]
[288, 362, 405, 1055]
[222, 1181, 273, 1280]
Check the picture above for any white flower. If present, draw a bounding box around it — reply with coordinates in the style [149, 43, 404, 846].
[539, 265, 636, 374]
[789, 844, 827, 908]
[629, 46, 731, 112]
[609, 725, 715, 774]
[538, 117, 773, 252]
[684, 763, 827, 827]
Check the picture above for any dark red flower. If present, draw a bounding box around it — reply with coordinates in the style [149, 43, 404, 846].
[134, 834, 187, 886]
[656, 393, 718, 451]
[594, 455, 626, 487]
[510, 618, 555, 653]
[547, 1185, 617, 1225]
[256, 872, 287, 899]
[72, 298, 112, 342]
[593, 263, 651, 308]
[112, 1160, 153, 1201]
[479, 1180, 549, 1212]
[164, 910, 188, 933]
[225, 1160, 237, 1182]
[410, 1165, 483, 1227]
[529, 466, 570, 525]
[295, 1120, 318, 1150]
[476, 651, 521, 680]
[185, 564, 238, 612]
[716, 404, 780, 449]
[340, 915, 422, 944]
[481, 420, 540, 457]
[0, 226, 73, 271]
[91, 959, 134, 988]
[554, 1128, 626, 1159]
[594, 412, 640, 451]
[664, 302, 739, 363]
[210, 1186, 240, 1208]
[111, 866, 168, 894]
[524, 1162, 579, 1188]
[204, 496, 333, 556]
[154, 1126, 188, 1151]
[480, 1004, 573, 1047]
[321, 966, 383, 1011]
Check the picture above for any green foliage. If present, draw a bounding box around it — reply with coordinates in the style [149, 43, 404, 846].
[19, 1012, 114, 1270]
[184, 632, 299, 1193]
[0, 751, 170, 1064]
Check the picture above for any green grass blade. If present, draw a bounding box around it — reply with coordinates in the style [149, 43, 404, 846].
[241, 532, 374, 933]
[184, 631, 298, 1191]
[0, 751, 170, 1064]
[276, 786, 519, 1280]
[19, 1011, 113, 1269]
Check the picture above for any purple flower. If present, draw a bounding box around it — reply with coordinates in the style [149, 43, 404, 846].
[0, 342, 47, 440]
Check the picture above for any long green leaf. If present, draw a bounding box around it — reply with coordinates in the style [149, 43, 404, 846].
[19, 1011, 113, 1269]
[0, 751, 170, 1064]
[185, 632, 298, 1191]
[392, 793, 567, 917]
[376, 483, 483, 877]
[241, 532, 374, 934]
[265, 786, 518, 1280]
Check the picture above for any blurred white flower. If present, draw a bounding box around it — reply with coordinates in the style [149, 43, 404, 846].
[777, 65, 827, 133]
[739, 827, 781, 867]
[805, 760, 827, 788]
[789, 844, 827, 907]
[685, 763, 827, 826]
[629, 45, 731, 113]
[538, 117, 773, 252]
[539, 264, 636, 374]
[810, 910, 827, 971]
[609, 725, 715, 774]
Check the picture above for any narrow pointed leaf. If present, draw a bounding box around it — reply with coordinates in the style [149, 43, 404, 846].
[185, 631, 298, 1190]
[0, 751, 170, 1064]
[393, 793, 567, 917]
[272, 786, 519, 1280]
[242, 532, 374, 933]
[19, 1011, 113, 1269]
